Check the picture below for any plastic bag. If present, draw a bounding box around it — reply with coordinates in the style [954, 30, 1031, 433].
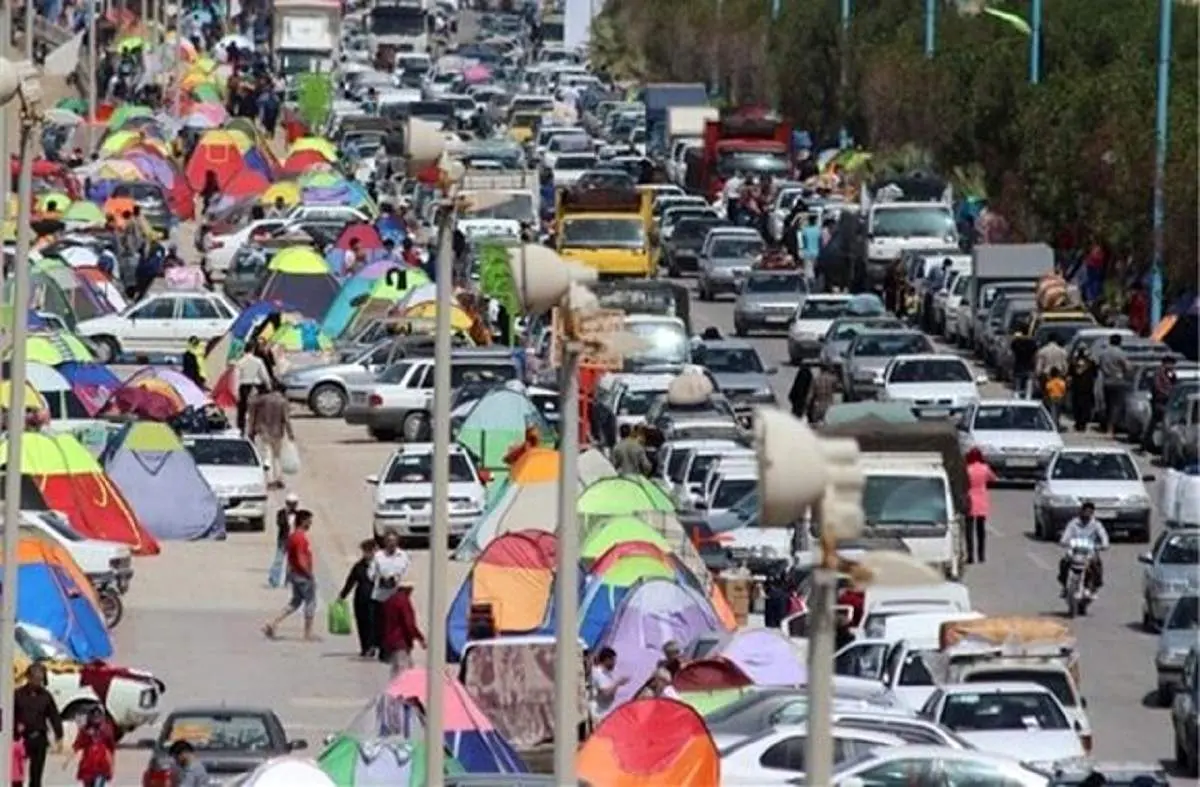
[268, 548, 285, 588]
[280, 440, 301, 475]
[327, 599, 351, 636]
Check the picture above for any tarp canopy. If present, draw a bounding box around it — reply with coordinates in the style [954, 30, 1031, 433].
[100, 422, 226, 541]
[0, 431, 159, 555]
[447, 531, 557, 662]
[577, 698, 719, 787]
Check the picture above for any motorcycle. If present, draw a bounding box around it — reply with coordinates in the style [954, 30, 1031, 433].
[94, 577, 125, 630]
[1064, 537, 1098, 618]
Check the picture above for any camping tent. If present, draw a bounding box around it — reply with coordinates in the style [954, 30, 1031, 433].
[454, 447, 564, 560]
[581, 516, 671, 563]
[671, 658, 755, 716]
[577, 476, 675, 522]
[20, 362, 90, 421]
[598, 578, 722, 706]
[453, 388, 554, 481]
[713, 627, 808, 686]
[55, 362, 122, 415]
[124, 367, 208, 408]
[577, 698, 719, 787]
[0, 431, 159, 555]
[226, 756, 336, 787]
[579, 553, 676, 649]
[356, 667, 528, 774]
[318, 735, 465, 785]
[256, 247, 340, 320]
[447, 531, 557, 661]
[7, 536, 112, 661]
[101, 422, 226, 541]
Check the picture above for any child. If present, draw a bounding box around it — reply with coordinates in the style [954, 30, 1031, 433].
[1045, 366, 1067, 430]
[12, 722, 25, 787]
[71, 706, 115, 787]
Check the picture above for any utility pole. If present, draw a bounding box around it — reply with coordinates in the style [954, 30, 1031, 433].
[838, 0, 852, 148]
[1029, 0, 1042, 84]
[924, 0, 936, 58]
[1149, 0, 1173, 327]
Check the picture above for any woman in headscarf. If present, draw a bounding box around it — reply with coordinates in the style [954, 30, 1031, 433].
[1068, 345, 1098, 432]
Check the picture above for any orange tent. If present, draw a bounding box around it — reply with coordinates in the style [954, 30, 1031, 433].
[578, 698, 720, 786]
[102, 196, 136, 225]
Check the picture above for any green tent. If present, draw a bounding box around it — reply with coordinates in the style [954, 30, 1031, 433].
[681, 687, 754, 716]
[596, 554, 675, 586]
[577, 476, 675, 520]
[453, 387, 554, 485]
[318, 734, 466, 786]
[581, 515, 671, 560]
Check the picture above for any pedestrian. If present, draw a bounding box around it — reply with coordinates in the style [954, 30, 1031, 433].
[964, 447, 997, 564]
[10, 722, 25, 787]
[248, 382, 294, 490]
[661, 641, 683, 678]
[1068, 346, 1098, 431]
[181, 336, 207, 390]
[200, 170, 220, 214]
[788, 364, 812, 420]
[234, 345, 272, 434]
[369, 529, 411, 653]
[589, 647, 628, 722]
[807, 362, 838, 425]
[265, 196, 289, 219]
[13, 663, 63, 787]
[262, 509, 318, 641]
[379, 580, 425, 675]
[638, 668, 681, 700]
[1035, 334, 1068, 390]
[1144, 356, 1177, 449]
[612, 423, 651, 476]
[1096, 333, 1132, 435]
[1009, 328, 1039, 399]
[1044, 367, 1067, 429]
[338, 538, 379, 659]
[401, 237, 422, 268]
[69, 706, 115, 787]
[270, 493, 300, 588]
[168, 740, 208, 787]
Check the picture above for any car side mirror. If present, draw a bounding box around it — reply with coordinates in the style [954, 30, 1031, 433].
[766, 366, 778, 375]
[1073, 720, 1083, 732]
[1137, 552, 1153, 564]
[1080, 696, 1088, 709]
[365, 474, 379, 485]
[289, 739, 308, 751]
[1143, 474, 1156, 482]
[975, 374, 989, 385]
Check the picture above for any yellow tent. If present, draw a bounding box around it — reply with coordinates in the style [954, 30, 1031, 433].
[259, 181, 301, 207]
[402, 301, 474, 331]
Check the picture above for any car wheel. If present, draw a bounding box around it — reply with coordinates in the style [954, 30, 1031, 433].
[402, 411, 430, 442]
[308, 383, 347, 418]
[93, 336, 121, 363]
[248, 517, 266, 532]
[1157, 684, 1173, 707]
[733, 320, 746, 337]
[369, 427, 397, 441]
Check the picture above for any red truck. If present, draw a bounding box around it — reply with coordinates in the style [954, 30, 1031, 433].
[688, 106, 793, 201]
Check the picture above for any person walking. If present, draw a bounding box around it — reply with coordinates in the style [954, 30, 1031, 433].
[13, 663, 63, 787]
[807, 362, 838, 425]
[69, 706, 116, 787]
[234, 345, 272, 434]
[181, 336, 207, 390]
[1009, 328, 1039, 399]
[1068, 347, 1098, 431]
[1096, 333, 1132, 435]
[589, 647, 628, 723]
[612, 424, 652, 476]
[1144, 356, 1178, 449]
[964, 448, 997, 564]
[1035, 335, 1068, 392]
[263, 509, 318, 641]
[788, 364, 812, 420]
[248, 382, 295, 490]
[270, 493, 300, 588]
[369, 529, 411, 658]
[1044, 368, 1067, 430]
[379, 581, 425, 675]
[338, 539, 379, 659]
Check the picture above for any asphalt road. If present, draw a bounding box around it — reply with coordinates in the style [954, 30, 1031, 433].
[682, 277, 1181, 777]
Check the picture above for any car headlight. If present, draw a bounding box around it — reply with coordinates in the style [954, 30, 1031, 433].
[1036, 446, 1059, 457]
[756, 386, 775, 399]
[751, 545, 779, 558]
[661, 227, 674, 240]
[1046, 494, 1079, 507]
[1158, 647, 1189, 666]
[741, 303, 762, 312]
[1121, 494, 1151, 509]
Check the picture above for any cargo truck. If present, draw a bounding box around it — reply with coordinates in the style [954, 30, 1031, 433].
[964, 243, 1055, 348]
[370, 0, 431, 62]
[665, 106, 717, 184]
[860, 172, 958, 287]
[273, 0, 341, 75]
[688, 106, 792, 201]
[555, 186, 654, 278]
[639, 83, 709, 155]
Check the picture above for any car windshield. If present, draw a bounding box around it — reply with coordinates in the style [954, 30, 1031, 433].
[853, 333, 929, 356]
[966, 670, 1076, 707]
[385, 453, 475, 484]
[715, 479, 753, 511]
[709, 238, 764, 258]
[777, 190, 806, 210]
[674, 220, 725, 243]
[34, 513, 83, 542]
[938, 691, 1069, 732]
[664, 208, 711, 227]
[688, 454, 720, 484]
[666, 448, 694, 483]
[162, 714, 275, 751]
[185, 439, 259, 467]
[972, 405, 1055, 431]
[1160, 533, 1199, 565]
[799, 299, 850, 319]
[1166, 595, 1199, 630]
[1050, 452, 1138, 481]
[560, 218, 645, 249]
[870, 207, 955, 238]
[617, 388, 664, 416]
[889, 359, 972, 383]
[461, 193, 534, 222]
[555, 154, 596, 170]
[624, 322, 689, 366]
[696, 347, 764, 374]
[862, 476, 948, 526]
[745, 274, 804, 294]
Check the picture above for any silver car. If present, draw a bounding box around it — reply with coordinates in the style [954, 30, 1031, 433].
[818, 317, 905, 377]
[957, 400, 1064, 482]
[696, 229, 765, 301]
[1155, 593, 1199, 704]
[732, 269, 808, 335]
[1033, 447, 1154, 542]
[1122, 363, 1200, 442]
[1163, 394, 1200, 470]
[840, 327, 928, 401]
[691, 339, 778, 417]
[280, 339, 404, 417]
[1141, 528, 1200, 630]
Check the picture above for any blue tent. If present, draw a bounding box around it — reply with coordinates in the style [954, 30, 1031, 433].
[10, 553, 112, 662]
[100, 422, 226, 541]
[320, 273, 375, 338]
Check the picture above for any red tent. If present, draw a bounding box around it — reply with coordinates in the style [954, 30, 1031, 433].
[589, 541, 671, 577]
[222, 168, 272, 201]
[185, 139, 247, 191]
[335, 223, 384, 251]
[279, 149, 331, 177]
[671, 658, 753, 692]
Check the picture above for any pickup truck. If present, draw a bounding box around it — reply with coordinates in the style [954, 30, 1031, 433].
[555, 186, 654, 278]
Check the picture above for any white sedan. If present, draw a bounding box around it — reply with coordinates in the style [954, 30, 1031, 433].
[75, 290, 239, 362]
[721, 723, 905, 785]
[830, 745, 1050, 786]
[366, 443, 488, 543]
[919, 682, 1085, 771]
[879, 353, 986, 420]
[204, 218, 296, 276]
[183, 432, 269, 530]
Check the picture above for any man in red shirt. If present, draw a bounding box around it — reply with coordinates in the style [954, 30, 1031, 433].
[262, 510, 319, 641]
[380, 581, 425, 675]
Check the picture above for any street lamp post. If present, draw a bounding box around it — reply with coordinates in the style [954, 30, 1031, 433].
[1029, 0, 1043, 85]
[0, 4, 11, 201]
[88, 0, 98, 121]
[924, 0, 936, 58]
[838, 0, 852, 148]
[1149, 0, 1173, 327]
[0, 53, 42, 787]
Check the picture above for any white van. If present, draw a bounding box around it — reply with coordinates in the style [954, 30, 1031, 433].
[860, 452, 962, 578]
[859, 582, 973, 639]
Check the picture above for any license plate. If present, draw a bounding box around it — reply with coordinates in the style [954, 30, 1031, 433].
[921, 408, 950, 418]
[1007, 458, 1038, 468]
[1095, 509, 1117, 519]
[765, 315, 789, 325]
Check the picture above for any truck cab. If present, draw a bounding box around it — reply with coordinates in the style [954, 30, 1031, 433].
[555, 186, 654, 278]
[273, 0, 341, 75]
[859, 452, 962, 579]
[369, 0, 430, 57]
[693, 107, 792, 201]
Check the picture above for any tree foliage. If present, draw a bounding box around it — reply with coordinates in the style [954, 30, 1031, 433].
[591, 0, 1198, 292]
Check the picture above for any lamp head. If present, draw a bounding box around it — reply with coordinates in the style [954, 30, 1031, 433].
[505, 244, 597, 314]
[754, 407, 828, 527]
[405, 116, 447, 174]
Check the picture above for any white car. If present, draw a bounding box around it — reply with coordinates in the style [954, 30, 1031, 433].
[16, 623, 165, 735]
[286, 204, 372, 224]
[551, 152, 598, 187]
[366, 443, 488, 543]
[829, 744, 1049, 786]
[721, 723, 906, 785]
[20, 510, 134, 592]
[786, 293, 858, 366]
[702, 463, 758, 517]
[958, 400, 1064, 482]
[943, 272, 973, 343]
[879, 353, 985, 419]
[919, 682, 1085, 770]
[183, 433, 269, 530]
[767, 187, 808, 243]
[203, 218, 296, 276]
[75, 291, 239, 362]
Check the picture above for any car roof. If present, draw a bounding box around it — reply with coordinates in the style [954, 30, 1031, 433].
[707, 227, 761, 237]
[184, 431, 249, 441]
[891, 353, 966, 363]
[165, 706, 278, 717]
[974, 398, 1045, 408]
[940, 681, 1053, 694]
[801, 293, 854, 302]
[697, 339, 757, 351]
[389, 442, 470, 457]
[1054, 445, 1133, 456]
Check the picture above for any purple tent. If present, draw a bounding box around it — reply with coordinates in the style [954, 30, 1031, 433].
[599, 578, 721, 707]
[716, 628, 807, 686]
[125, 367, 208, 408]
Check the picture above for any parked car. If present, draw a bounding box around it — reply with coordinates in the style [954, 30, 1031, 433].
[1173, 646, 1200, 776]
[1140, 527, 1200, 630]
[691, 339, 777, 414]
[75, 291, 239, 362]
[1146, 380, 1200, 453]
[661, 215, 729, 277]
[366, 442, 488, 543]
[819, 317, 907, 376]
[840, 328, 931, 401]
[957, 400, 1064, 482]
[1156, 594, 1199, 705]
[731, 268, 808, 336]
[786, 293, 857, 366]
[183, 432, 269, 531]
[1163, 394, 1200, 469]
[697, 228, 766, 301]
[878, 354, 984, 420]
[19, 510, 134, 592]
[828, 745, 1050, 786]
[1034, 447, 1154, 542]
[139, 706, 307, 786]
[1121, 362, 1200, 442]
[720, 723, 905, 785]
[281, 338, 413, 418]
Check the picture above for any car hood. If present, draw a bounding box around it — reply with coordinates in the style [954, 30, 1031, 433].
[706, 257, 754, 271]
[198, 465, 264, 489]
[884, 382, 978, 401]
[848, 357, 890, 376]
[378, 482, 483, 505]
[1150, 564, 1199, 587]
[955, 730, 1083, 763]
[711, 372, 769, 394]
[972, 430, 1064, 451]
[791, 319, 836, 338]
[739, 293, 801, 310]
[1042, 479, 1148, 501]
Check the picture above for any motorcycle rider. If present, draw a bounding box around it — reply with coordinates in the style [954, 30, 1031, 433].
[1057, 502, 1110, 594]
